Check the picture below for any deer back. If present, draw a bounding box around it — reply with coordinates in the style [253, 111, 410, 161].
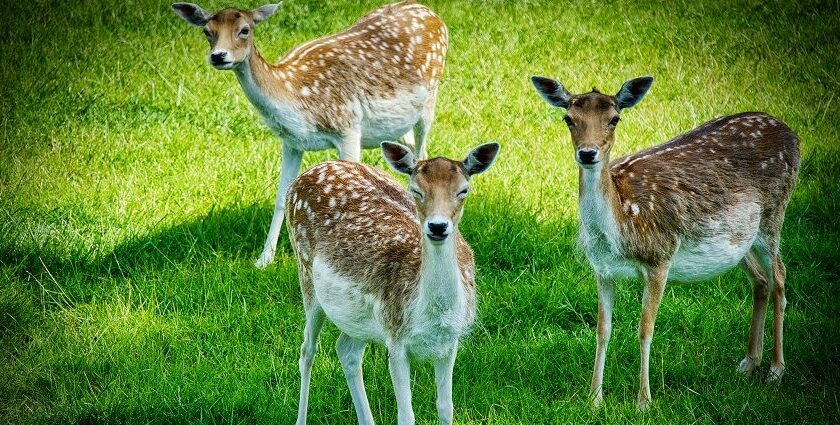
[253, 1, 447, 133]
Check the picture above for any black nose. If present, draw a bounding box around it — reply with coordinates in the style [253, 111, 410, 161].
[428, 222, 448, 236]
[578, 149, 597, 164]
[210, 52, 226, 64]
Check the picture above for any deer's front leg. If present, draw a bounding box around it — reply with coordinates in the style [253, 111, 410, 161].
[638, 266, 668, 411]
[338, 128, 362, 161]
[434, 343, 458, 425]
[590, 274, 615, 407]
[255, 143, 303, 269]
[388, 343, 415, 425]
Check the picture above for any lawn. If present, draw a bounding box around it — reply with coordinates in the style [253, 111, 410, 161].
[2, 0, 839, 423]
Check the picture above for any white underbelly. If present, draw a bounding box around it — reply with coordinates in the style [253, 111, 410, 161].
[583, 200, 762, 282]
[669, 232, 756, 282]
[284, 130, 340, 151]
[360, 88, 428, 143]
[311, 256, 386, 342]
[669, 201, 762, 282]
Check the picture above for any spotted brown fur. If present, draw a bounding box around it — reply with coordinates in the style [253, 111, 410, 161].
[607, 112, 800, 265]
[245, 1, 447, 132]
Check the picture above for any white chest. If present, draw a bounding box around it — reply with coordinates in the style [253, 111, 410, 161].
[578, 170, 642, 280]
[403, 283, 470, 359]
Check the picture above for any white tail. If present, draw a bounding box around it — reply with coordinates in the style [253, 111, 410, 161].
[286, 142, 499, 424]
[532, 76, 800, 409]
[172, 1, 448, 268]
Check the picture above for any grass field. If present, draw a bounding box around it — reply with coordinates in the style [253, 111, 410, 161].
[2, 0, 839, 423]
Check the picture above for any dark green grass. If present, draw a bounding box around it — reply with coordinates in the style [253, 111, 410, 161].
[2, 0, 839, 423]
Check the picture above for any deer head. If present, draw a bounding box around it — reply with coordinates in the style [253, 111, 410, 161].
[172, 3, 280, 69]
[531, 76, 653, 168]
[381, 142, 500, 245]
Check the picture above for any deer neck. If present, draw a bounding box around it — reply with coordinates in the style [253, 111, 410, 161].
[578, 155, 623, 248]
[417, 233, 464, 316]
[233, 45, 294, 117]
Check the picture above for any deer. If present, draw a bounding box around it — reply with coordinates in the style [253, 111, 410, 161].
[285, 141, 500, 424]
[531, 75, 800, 410]
[172, 1, 448, 268]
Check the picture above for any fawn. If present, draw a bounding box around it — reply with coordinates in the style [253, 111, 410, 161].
[172, 1, 447, 268]
[286, 142, 500, 424]
[531, 75, 800, 409]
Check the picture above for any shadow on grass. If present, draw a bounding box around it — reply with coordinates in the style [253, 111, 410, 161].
[3, 202, 276, 279]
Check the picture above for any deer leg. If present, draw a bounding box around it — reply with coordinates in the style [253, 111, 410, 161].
[387, 343, 415, 425]
[296, 303, 325, 425]
[769, 255, 787, 382]
[413, 96, 436, 160]
[412, 120, 428, 160]
[590, 274, 614, 407]
[737, 251, 770, 375]
[336, 333, 374, 425]
[256, 143, 303, 268]
[637, 266, 668, 411]
[434, 343, 458, 425]
[338, 128, 362, 162]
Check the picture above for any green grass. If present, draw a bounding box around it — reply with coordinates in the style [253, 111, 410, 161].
[2, 0, 839, 423]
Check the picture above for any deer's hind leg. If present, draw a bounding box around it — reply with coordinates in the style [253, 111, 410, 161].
[296, 300, 325, 425]
[412, 93, 438, 160]
[768, 254, 787, 382]
[256, 143, 303, 268]
[756, 210, 788, 382]
[738, 250, 771, 375]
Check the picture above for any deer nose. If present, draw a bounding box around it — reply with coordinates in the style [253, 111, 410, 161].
[577, 149, 598, 165]
[426, 221, 449, 241]
[210, 51, 227, 64]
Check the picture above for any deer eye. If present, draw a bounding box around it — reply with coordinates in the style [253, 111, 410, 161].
[456, 187, 469, 199]
[609, 116, 621, 126]
[238, 26, 250, 38]
[410, 188, 424, 200]
[563, 115, 575, 127]
[203, 28, 213, 39]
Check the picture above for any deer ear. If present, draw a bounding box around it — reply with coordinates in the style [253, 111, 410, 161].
[252, 3, 281, 24]
[463, 142, 500, 177]
[531, 76, 571, 109]
[381, 142, 416, 175]
[615, 76, 654, 110]
[172, 3, 211, 27]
